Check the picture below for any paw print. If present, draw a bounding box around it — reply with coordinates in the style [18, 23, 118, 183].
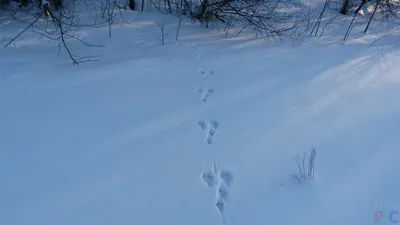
[200, 161, 233, 214]
[197, 119, 220, 144]
[199, 70, 214, 79]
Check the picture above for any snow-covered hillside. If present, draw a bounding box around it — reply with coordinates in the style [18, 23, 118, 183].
[1, 7, 400, 225]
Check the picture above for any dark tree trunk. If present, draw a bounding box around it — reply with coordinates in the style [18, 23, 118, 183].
[364, 1, 379, 33]
[340, 0, 350, 14]
[355, 0, 368, 13]
[129, 0, 135, 10]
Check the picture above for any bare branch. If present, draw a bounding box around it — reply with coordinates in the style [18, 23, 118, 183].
[4, 11, 44, 48]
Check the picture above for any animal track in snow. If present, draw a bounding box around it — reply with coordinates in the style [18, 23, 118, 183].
[219, 170, 233, 188]
[206, 120, 219, 144]
[201, 171, 217, 188]
[208, 127, 216, 137]
[210, 120, 219, 130]
[217, 184, 229, 202]
[201, 161, 233, 216]
[198, 70, 214, 79]
[196, 87, 214, 102]
[206, 135, 213, 144]
[197, 120, 207, 130]
[206, 127, 217, 144]
[215, 197, 225, 214]
[197, 119, 219, 144]
[195, 67, 229, 219]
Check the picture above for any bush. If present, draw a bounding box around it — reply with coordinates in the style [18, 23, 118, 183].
[293, 146, 316, 183]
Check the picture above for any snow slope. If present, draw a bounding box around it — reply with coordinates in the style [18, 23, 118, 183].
[1, 10, 400, 225]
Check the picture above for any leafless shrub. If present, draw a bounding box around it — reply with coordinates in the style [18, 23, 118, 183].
[100, 0, 119, 37]
[149, 0, 311, 39]
[157, 19, 169, 44]
[310, 0, 331, 36]
[223, 16, 234, 38]
[175, 0, 184, 39]
[293, 146, 316, 183]
[335, 0, 400, 41]
[2, 0, 126, 64]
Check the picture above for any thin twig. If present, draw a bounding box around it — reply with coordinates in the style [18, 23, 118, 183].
[5, 11, 44, 48]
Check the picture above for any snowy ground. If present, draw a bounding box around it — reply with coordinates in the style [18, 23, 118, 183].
[1, 8, 400, 225]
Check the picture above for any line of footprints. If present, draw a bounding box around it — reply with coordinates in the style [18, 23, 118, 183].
[195, 69, 233, 221]
[201, 161, 233, 215]
[196, 70, 215, 102]
[196, 69, 219, 144]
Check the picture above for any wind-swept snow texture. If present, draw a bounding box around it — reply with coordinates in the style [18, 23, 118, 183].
[1, 9, 400, 225]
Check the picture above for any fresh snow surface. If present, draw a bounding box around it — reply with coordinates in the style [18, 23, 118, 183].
[1, 9, 400, 225]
